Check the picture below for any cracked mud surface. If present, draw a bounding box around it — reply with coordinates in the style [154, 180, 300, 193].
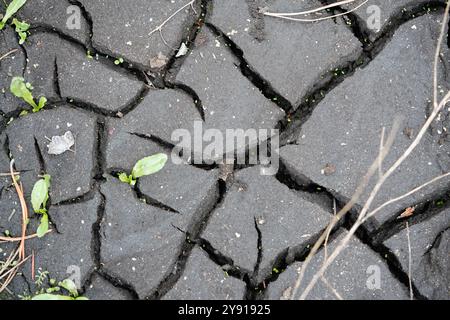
[1, 0, 449, 300]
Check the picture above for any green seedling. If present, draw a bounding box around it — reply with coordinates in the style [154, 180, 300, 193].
[31, 278, 88, 300]
[11, 18, 29, 44]
[35, 270, 49, 287]
[114, 57, 124, 65]
[436, 199, 445, 207]
[119, 153, 168, 186]
[10, 77, 47, 112]
[0, 0, 27, 30]
[31, 174, 51, 238]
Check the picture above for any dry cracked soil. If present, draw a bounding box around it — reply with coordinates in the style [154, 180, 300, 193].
[0, 0, 449, 300]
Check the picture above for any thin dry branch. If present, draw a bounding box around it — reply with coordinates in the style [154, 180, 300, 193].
[0, 49, 18, 62]
[148, 0, 195, 37]
[0, 254, 30, 293]
[264, 0, 359, 17]
[0, 172, 20, 176]
[298, 1, 450, 299]
[363, 171, 450, 223]
[0, 229, 52, 243]
[289, 119, 401, 300]
[0, 160, 33, 294]
[321, 276, 344, 300]
[9, 159, 28, 260]
[406, 222, 413, 300]
[263, 0, 369, 23]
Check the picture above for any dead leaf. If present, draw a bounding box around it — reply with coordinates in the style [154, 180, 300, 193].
[47, 131, 75, 155]
[175, 43, 188, 58]
[397, 207, 415, 219]
[149, 52, 168, 69]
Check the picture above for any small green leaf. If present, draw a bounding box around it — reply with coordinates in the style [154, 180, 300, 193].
[36, 208, 47, 215]
[12, 18, 29, 31]
[10, 76, 38, 109]
[114, 57, 124, 65]
[59, 279, 78, 297]
[12, 18, 29, 44]
[37, 212, 49, 238]
[132, 153, 168, 179]
[0, 0, 27, 30]
[118, 172, 136, 186]
[31, 174, 51, 212]
[118, 172, 130, 183]
[46, 286, 60, 294]
[33, 96, 47, 113]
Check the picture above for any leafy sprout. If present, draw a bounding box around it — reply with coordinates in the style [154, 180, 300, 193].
[10, 77, 47, 113]
[31, 174, 51, 238]
[11, 18, 29, 44]
[0, 0, 27, 30]
[114, 57, 124, 65]
[31, 278, 88, 300]
[119, 153, 168, 186]
[35, 270, 49, 287]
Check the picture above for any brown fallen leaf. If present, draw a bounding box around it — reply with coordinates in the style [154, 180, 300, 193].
[398, 206, 415, 219]
[150, 52, 168, 69]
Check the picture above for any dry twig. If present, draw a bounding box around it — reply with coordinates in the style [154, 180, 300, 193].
[406, 222, 413, 300]
[0, 49, 18, 62]
[0, 160, 34, 294]
[263, 0, 369, 23]
[296, 1, 450, 300]
[148, 0, 196, 49]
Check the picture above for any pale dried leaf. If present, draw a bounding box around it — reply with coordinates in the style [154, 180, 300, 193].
[175, 43, 188, 57]
[149, 52, 168, 69]
[47, 131, 75, 155]
[398, 207, 415, 219]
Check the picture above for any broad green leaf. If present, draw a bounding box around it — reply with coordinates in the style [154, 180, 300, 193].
[31, 174, 51, 212]
[10, 77, 38, 109]
[0, 0, 27, 30]
[59, 279, 78, 297]
[37, 212, 48, 238]
[31, 294, 74, 301]
[75, 296, 89, 300]
[132, 153, 168, 179]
